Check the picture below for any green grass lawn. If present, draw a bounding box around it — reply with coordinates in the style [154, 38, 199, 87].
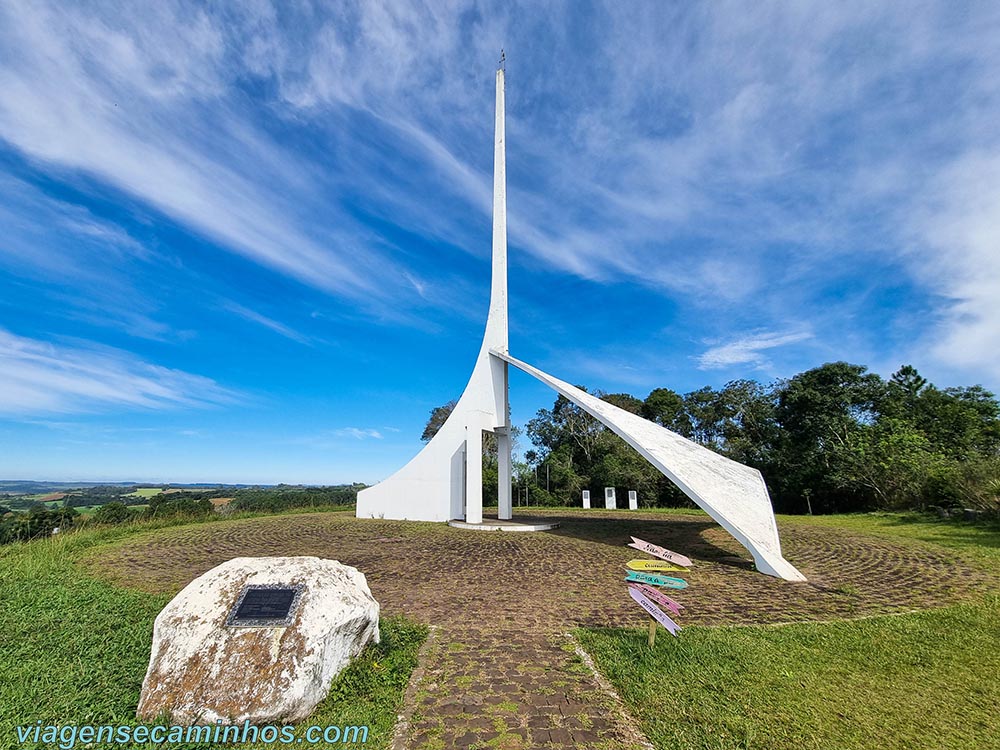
[579, 515, 1000, 750]
[788, 511, 1000, 567]
[0, 522, 425, 749]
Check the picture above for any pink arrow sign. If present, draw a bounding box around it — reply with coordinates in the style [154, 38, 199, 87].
[628, 536, 693, 567]
[628, 583, 683, 615]
[629, 587, 681, 636]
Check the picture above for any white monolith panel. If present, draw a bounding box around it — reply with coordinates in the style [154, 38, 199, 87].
[605, 487, 617, 509]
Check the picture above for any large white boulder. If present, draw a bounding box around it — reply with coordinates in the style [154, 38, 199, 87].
[137, 556, 379, 724]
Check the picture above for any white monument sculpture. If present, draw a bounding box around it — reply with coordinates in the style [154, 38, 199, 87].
[582, 490, 591, 509]
[357, 64, 806, 582]
[628, 490, 638, 510]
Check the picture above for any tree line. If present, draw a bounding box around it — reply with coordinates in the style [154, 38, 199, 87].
[425, 363, 1000, 517]
[0, 485, 364, 545]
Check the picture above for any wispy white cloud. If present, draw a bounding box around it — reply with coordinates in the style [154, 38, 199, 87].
[2, 0, 1000, 388]
[697, 330, 814, 370]
[221, 301, 311, 345]
[0, 1, 395, 301]
[909, 151, 1000, 380]
[334, 427, 384, 441]
[284, 427, 386, 451]
[0, 328, 238, 415]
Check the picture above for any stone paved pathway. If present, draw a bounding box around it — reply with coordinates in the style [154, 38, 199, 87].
[398, 628, 648, 749]
[85, 510, 996, 749]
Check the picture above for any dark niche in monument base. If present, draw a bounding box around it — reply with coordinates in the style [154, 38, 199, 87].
[225, 583, 304, 628]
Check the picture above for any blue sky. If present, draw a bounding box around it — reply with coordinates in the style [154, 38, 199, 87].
[1, 1, 999, 484]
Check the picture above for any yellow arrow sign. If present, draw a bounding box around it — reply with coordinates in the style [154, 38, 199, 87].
[626, 559, 687, 572]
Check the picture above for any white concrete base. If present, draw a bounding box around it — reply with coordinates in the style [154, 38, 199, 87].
[448, 517, 559, 532]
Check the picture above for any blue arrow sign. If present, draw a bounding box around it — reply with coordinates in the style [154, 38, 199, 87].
[625, 570, 688, 589]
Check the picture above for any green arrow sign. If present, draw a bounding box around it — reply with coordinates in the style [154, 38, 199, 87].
[625, 570, 688, 589]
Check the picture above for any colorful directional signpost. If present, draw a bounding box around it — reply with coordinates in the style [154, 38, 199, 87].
[624, 536, 693, 646]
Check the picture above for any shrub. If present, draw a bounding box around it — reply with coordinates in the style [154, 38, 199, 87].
[143, 497, 214, 519]
[229, 486, 360, 513]
[955, 457, 1000, 519]
[93, 502, 133, 525]
[527, 485, 558, 506]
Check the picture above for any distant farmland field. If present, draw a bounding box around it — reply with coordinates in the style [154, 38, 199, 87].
[127, 488, 164, 498]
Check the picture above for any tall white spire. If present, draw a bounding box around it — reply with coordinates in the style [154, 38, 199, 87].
[485, 66, 508, 354]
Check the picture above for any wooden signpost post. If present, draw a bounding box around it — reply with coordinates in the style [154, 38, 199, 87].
[627, 537, 693, 568]
[624, 570, 688, 589]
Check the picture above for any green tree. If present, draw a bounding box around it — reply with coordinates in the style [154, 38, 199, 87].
[680, 386, 733, 448]
[642, 388, 685, 429]
[93, 502, 133, 524]
[145, 496, 213, 518]
[771, 362, 888, 513]
[954, 457, 1000, 518]
[526, 391, 605, 468]
[828, 418, 940, 509]
[715, 379, 780, 468]
[921, 386, 1000, 458]
[421, 400, 457, 442]
[890, 364, 928, 402]
[601, 393, 643, 415]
